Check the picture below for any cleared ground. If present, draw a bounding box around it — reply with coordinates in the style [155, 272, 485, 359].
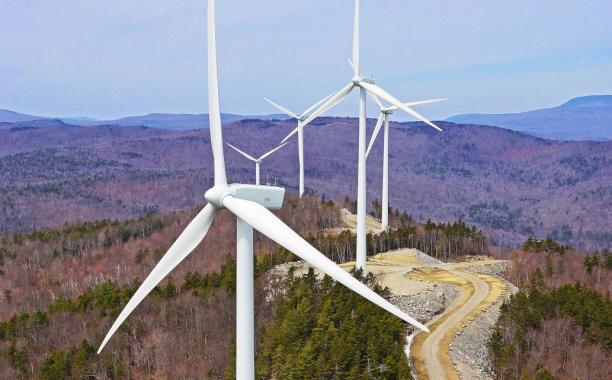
[326, 208, 384, 235]
[315, 214, 511, 379]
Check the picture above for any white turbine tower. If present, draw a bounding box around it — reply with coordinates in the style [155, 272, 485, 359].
[283, 0, 443, 270]
[366, 94, 447, 231]
[264, 94, 333, 197]
[227, 142, 288, 185]
[97, 1, 428, 379]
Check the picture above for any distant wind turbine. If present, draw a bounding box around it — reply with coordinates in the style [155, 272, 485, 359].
[96, 1, 428, 379]
[264, 93, 333, 197]
[283, 0, 444, 270]
[366, 94, 447, 231]
[227, 142, 288, 185]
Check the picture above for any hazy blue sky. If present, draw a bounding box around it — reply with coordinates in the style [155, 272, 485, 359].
[1, 0, 611, 120]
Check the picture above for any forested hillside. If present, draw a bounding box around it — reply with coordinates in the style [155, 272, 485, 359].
[489, 242, 611, 379]
[1, 118, 610, 250]
[255, 269, 412, 379]
[0, 195, 336, 378]
[0, 193, 492, 378]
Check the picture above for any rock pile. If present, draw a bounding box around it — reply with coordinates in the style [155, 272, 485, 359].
[392, 283, 460, 328]
[410, 249, 443, 266]
[449, 296, 504, 379]
[461, 261, 510, 277]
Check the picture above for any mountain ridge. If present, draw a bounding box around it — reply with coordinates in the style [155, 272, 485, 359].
[4, 94, 611, 138]
[447, 95, 612, 141]
[0, 109, 290, 129]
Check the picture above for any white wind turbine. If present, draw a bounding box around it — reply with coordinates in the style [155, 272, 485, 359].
[366, 94, 447, 231]
[264, 94, 333, 197]
[226, 142, 288, 185]
[96, 1, 428, 379]
[283, 0, 443, 270]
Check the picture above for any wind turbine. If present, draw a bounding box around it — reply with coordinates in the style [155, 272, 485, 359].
[264, 94, 333, 197]
[366, 94, 447, 231]
[96, 1, 428, 379]
[226, 142, 288, 185]
[282, 0, 444, 270]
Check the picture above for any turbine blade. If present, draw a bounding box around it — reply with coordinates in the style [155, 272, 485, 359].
[347, 58, 356, 74]
[301, 92, 336, 119]
[352, 0, 360, 76]
[98, 204, 217, 353]
[264, 98, 299, 120]
[367, 91, 384, 110]
[207, 0, 227, 185]
[222, 196, 429, 333]
[360, 82, 443, 132]
[387, 98, 448, 112]
[227, 143, 257, 162]
[282, 83, 354, 144]
[259, 142, 289, 161]
[366, 113, 385, 158]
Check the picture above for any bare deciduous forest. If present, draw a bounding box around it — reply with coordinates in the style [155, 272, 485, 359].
[489, 246, 611, 379]
[1, 118, 610, 250]
[0, 119, 610, 379]
[0, 193, 503, 378]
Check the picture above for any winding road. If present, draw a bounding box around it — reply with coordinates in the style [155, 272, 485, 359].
[415, 268, 490, 380]
[321, 211, 511, 379]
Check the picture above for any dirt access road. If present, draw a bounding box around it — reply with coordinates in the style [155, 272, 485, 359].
[326, 208, 383, 235]
[322, 212, 510, 379]
[335, 251, 508, 379]
[411, 268, 492, 380]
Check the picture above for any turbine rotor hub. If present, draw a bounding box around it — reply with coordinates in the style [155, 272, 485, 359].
[205, 184, 286, 210]
[204, 185, 230, 208]
[353, 76, 375, 86]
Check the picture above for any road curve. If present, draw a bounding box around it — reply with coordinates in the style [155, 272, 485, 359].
[415, 269, 489, 380]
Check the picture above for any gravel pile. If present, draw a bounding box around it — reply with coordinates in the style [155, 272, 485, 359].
[449, 296, 504, 379]
[461, 261, 510, 277]
[410, 250, 443, 266]
[392, 283, 460, 329]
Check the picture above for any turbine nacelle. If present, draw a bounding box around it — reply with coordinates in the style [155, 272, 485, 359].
[205, 184, 285, 210]
[353, 77, 375, 86]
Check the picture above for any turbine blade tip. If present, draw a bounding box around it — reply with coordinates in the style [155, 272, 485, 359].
[97, 340, 108, 354]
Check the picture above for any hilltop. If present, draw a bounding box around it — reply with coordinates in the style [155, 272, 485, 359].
[0, 195, 493, 378]
[2, 197, 606, 379]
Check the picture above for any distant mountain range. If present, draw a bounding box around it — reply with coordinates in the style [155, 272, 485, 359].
[3, 95, 610, 139]
[1, 117, 610, 250]
[447, 95, 612, 141]
[0, 109, 290, 129]
[0, 109, 46, 123]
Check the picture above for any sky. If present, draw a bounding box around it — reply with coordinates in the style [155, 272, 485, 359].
[1, 0, 611, 121]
